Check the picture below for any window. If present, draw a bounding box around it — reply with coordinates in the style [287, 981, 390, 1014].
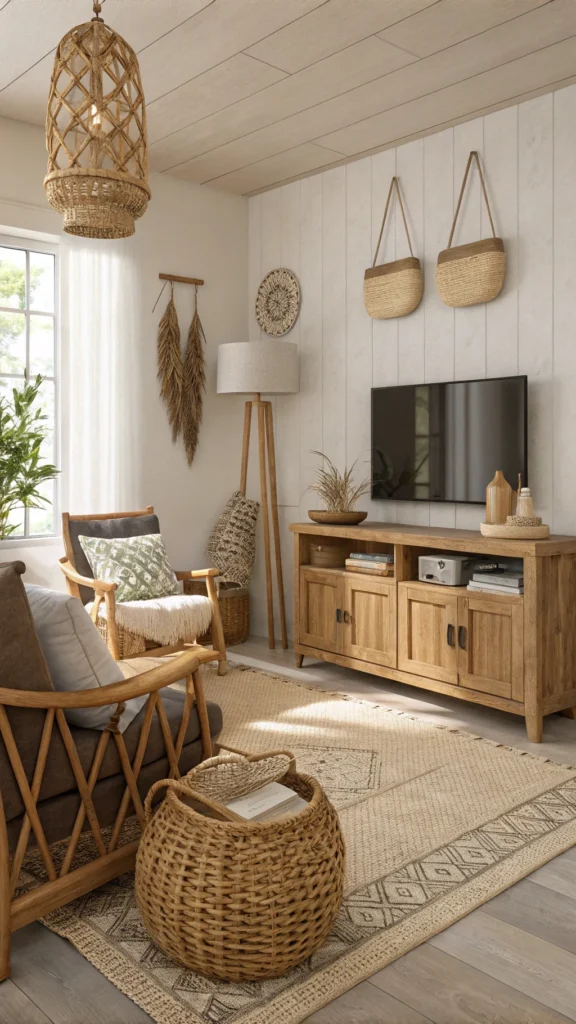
[0, 236, 58, 538]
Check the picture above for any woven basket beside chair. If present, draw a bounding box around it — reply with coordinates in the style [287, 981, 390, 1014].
[183, 579, 249, 646]
[135, 750, 345, 982]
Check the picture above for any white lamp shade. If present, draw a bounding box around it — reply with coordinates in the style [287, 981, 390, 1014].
[217, 341, 299, 395]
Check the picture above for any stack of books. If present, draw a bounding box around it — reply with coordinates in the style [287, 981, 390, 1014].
[224, 781, 308, 823]
[467, 570, 524, 595]
[345, 552, 394, 576]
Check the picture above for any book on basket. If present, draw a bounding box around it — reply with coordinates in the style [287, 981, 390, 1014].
[224, 782, 308, 822]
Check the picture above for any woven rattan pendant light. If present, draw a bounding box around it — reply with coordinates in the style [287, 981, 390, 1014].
[44, 0, 150, 238]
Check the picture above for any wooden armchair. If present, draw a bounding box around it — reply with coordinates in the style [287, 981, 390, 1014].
[0, 647, 220, 982]
[59, 506, 226, 675]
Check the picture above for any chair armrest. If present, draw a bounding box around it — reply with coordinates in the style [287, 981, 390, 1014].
[175, 568, 220, 580]
[59, 557, 117, 594]
[0, 650, 201, 710]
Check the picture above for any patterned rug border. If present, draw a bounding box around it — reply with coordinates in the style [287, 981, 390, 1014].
[40, 664, 576, 1024]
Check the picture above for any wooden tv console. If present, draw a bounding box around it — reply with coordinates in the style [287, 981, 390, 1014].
[290, 521, 576, 742]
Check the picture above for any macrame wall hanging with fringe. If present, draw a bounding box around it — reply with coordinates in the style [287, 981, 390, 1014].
[154, 273, 206, 465]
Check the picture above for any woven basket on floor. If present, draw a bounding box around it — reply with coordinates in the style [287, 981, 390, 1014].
[436, 151, 505, 308]
[184, 579, 249, 646]
[364, 176, 423, 319]
[135, 751, 345, 982]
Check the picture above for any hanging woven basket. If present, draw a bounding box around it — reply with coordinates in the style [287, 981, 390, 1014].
[364, 176, 423, 319]
[436, 151, 505, 307]
[44, 5, 150, 239]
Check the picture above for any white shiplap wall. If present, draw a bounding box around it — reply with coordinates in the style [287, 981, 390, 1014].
[248, 84, 576, 640]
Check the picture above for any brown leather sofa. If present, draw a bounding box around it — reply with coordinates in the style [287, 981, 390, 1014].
[0, 560, 222, 982]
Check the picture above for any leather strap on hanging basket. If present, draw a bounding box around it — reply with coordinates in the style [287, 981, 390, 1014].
[364, 176, 423, 319]
[436, 151, 505, 308]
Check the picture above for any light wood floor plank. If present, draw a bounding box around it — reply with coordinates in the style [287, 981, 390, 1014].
[304, 979, 434, 1023]
[0, 978, 52, 1024]
[483, 877, 576, 954]
[10, 923, 154, 1024]
[527, 847, 576, 900]
[430, 910, 576, 1021]
[370, 941, 574, 1023]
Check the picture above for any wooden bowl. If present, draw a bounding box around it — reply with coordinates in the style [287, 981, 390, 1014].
[308, 510, 368, 526]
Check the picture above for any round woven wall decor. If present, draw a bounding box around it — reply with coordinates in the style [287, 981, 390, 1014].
[255, 268, 300, 337]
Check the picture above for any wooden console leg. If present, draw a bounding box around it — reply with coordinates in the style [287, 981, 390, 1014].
[0, 790, 11, 982]
[525, 712, 543, 743]
[295, 654, 304, 668]
[560, 707, 576, 719]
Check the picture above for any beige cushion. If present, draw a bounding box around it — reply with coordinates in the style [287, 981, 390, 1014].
[25, 584, 146, 732]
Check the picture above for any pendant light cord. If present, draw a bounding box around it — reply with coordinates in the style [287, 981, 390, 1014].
[92, 0, 105, 22]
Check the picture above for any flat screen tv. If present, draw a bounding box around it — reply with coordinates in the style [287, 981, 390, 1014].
[371, 375, 527, 504]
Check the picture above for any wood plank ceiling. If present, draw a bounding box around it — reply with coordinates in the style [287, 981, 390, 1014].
[1, 0, 576, 195]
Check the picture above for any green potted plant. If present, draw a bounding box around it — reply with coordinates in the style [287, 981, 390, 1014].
[308, 451, 370, 525]
[0, 375, 59, 540]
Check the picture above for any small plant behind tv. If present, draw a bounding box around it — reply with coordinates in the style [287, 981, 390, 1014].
[372, 448, 429, 499]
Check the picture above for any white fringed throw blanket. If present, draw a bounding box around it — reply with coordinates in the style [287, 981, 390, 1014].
[90, 593, 212, 646]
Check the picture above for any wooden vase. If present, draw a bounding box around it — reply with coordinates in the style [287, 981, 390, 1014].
[485, 471, 512, 524]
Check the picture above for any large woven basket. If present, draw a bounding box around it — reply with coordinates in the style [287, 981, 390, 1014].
[184, 579, 249, 646]
[436, 151, 505, 308]
[364, 176, 423, 319]
[135, 753, 345, 981]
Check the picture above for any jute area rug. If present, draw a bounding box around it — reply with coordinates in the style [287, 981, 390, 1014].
[30, 665, 576, 1024]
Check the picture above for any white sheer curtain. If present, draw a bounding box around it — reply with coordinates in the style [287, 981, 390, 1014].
[61, 236, 143, 514]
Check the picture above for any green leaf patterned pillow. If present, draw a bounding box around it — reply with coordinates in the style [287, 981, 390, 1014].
[78, 533, 180, 602]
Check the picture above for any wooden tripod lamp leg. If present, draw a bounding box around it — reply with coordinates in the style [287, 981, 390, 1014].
[257, 402, 276, 649]
[239, 400, 252, 495]
[264, 402, 288, 649]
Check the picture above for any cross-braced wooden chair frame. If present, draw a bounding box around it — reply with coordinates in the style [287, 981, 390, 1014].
[59, 506, 227, 674]
[0, 650, 210, 982]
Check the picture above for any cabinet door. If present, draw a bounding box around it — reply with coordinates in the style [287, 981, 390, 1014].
[299, 569, 343, 653]
[457, 596, 523, 700]
[343, 576, 397, 668]
[398, 584, 458, 683]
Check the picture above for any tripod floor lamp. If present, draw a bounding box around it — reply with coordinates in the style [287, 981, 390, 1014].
[217, 341, 299, 650]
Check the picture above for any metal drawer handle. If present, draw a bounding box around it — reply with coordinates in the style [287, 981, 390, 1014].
[343, 611, 351, 624]
[458, 625, 467, 650]
[336, 608, 342, 623]
[446, 623, 455, 647]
